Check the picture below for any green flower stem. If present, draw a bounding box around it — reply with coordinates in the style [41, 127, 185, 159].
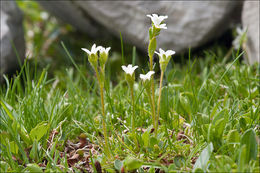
[95, 68, 110, 158]
[130, 85, 135, 132]
[146, 88, 156, 129]
[130, 85, 139, 149]
[149, 39, 157, 134]
[156, 70, 164, 134]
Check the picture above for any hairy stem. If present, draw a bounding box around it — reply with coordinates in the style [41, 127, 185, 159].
[95, 68, 110, 157]
[131, 85, 139, 149]
[149, 54, 156, 134]
[130, 86, 135, 132]
[146, 88, 155, 129]
[156, 70, 164, 134]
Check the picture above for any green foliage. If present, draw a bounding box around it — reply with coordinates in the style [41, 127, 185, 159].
[0, 2, 259, 171]
[22, 163, 43, 172]
[240, 129, 258, 164]
[29, 121, 49, 142]
[148, 37, 157, 58]
[193, 143, 213, 172]
[1, 49, 259, 171]
[123, 156, 143, 171]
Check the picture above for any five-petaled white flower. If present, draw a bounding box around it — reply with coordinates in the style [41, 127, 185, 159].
[140, 71, 155, 81]
[81, 44, 101, 55]
[99, 46, 111, 67]
[232, 27, 246, 50]
[155, 48, 175, 72]
[121, 64, 138, 76]
[147, 14, 168, 29]
[155, 48, 175, 61]
[99, 47, 111, 55]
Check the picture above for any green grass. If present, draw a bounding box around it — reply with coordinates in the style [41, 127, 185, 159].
[0, 46, 259, 172]
[0, 1, 259, 172]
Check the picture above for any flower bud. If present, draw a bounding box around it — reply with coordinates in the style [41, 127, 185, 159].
[155, 48, 175, 72]
[99, 47, 111, 69]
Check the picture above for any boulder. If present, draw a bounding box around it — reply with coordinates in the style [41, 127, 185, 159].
[1, 0, 25, 79]
[39, 1, 240, 53]
[242, 1, 259, 64]
[37, 1, 104, 37]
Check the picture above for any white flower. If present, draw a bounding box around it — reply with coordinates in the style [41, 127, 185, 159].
[155, 48, 175, 61]
[121, 64, 138, 76]
[99, 47, 111, 55]
[99, 46, 111, 67]
[232, 26, 246, 49]
[81, 44, 101, 55]
[140, 71, 155, 81]
[147, 14, 168, 29]
[155, 48, 175, 72]
[40, 12, 49, 20]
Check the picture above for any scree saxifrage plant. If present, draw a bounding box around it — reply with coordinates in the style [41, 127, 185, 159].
[81, 44, 111, 158]
[83, 13, 175, 157]
[146, 14, 173, 134]
[0, 9, 258, 172]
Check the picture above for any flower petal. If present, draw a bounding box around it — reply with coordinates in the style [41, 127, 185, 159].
[133, 66, 138, 71]
[121, 65, 127, 73]
[147, 71, 155, 77]
[165, 50, 175, 57]
[154, 51, 160, 56]
[159, 48, 165, 54]
[159, 24, 167, 29]
[91, 44, 97, 52]
[146, 14, 152, 18]
[158, 15, 168, 21]
[81, 48, 91, 55]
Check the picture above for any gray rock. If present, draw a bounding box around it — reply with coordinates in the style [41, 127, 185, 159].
[242, 1, 260, 64]
[1, 0, 25, 78]
[37, 0, 103, 37]
[38, 1, 240, 54]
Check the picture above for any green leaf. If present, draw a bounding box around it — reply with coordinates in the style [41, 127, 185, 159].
[227, 130, 240, 143]
[207, 124, 214, 143]
[238, 145, 247, 172]
[214, 118, 226, 139]
[215, 155, 234, 172]
[142, 131, 149, 148]
[239, 117, 247, 131]
[179, 94, 192, 119]
[149, 27, 153, 40]
[212, 109, 227, 125]
[149, 167, 155, 173]
[22, 163, 43, 172]
[114, 159, 123, 171]
[216, 155, 234, 164]
[160, 87, 169, 121]
[210, 103, 219, 120]
[193, 168, 204, 173]
[0, 161, 9, 172]
[12, 120, 31, 145]
[193, 143, 213, 172]
[168, 163, 176, 171]
[29, 140, 39, 162]
[148, 37, 156, 58]
[10, 141, 18, 154]
[123, 156, 143, 171]
[0, 101, 16, 120]
[174, 155, 185, 168]
[0, 132, 10, 147]
[240, 128, 258, 163]
[149, 137, 158, 147]
[29, 121, 49, 142]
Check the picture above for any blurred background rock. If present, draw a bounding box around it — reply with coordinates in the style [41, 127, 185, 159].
[1, 0, 25, 79]
[1, 0, 259, 81]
